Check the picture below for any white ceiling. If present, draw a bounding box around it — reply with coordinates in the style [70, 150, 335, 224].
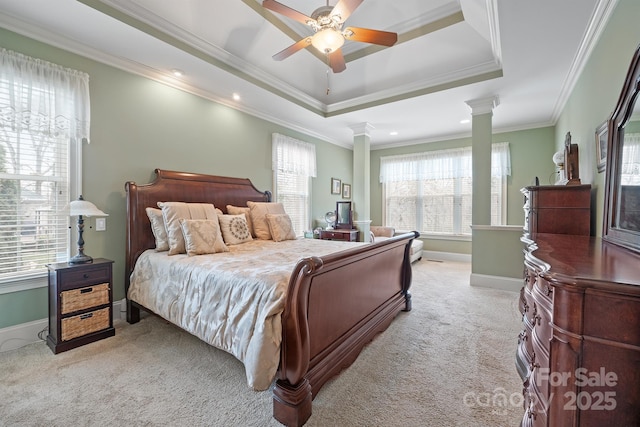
[0, 0, 615, 148]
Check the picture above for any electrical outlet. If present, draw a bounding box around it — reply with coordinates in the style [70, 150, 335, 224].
[96, 217, 106, 231]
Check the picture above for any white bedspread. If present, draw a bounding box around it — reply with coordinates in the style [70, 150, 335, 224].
[128, 238, 365, 390]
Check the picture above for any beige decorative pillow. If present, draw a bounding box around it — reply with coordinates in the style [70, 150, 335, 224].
[247, 201, 286, 240]
[215, 207, 223, 216]
[179, 219, 228, 256]
[265, 213, 297, 242]
[218, 214, 253, 245]
[158, 202, 219, 255]
[226, 205, 254, 237]
[146, 207, 169, 251]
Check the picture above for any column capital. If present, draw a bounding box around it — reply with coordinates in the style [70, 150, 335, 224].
[348, 122, 375, 138]
[465, 96, 500, 115]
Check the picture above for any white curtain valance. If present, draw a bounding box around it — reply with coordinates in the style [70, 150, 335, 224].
[379, 143, 510, 183]
[0, 48, 91, 143]
[272, 133, 317, 177]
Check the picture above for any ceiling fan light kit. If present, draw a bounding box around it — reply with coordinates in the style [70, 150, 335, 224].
[262, 0, 398, 73]
[311, 28, 345, 53]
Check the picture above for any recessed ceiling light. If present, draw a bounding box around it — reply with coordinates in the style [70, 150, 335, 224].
[390, 131, 398, 136]
[233, 93, 241, 101]
[171, 69, 184, 77]
[460, 119, 470, 124]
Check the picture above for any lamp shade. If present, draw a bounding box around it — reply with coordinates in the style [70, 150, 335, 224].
[69, 198, 108, 217]
[311, 28, 345, 53]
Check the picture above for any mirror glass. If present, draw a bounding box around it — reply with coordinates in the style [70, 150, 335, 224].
[616, 102, 640, 231]
[335, 201, 353, 229]
[603, 43, 640, 252]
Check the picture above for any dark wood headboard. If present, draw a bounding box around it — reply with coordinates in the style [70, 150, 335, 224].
[124, 169, 271, 292]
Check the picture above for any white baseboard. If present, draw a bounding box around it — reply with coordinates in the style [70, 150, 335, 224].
[422, 250, 472, 263]
[0, 318, 48, 353]
[470, 273, 522, 292]
[0, 298, 127, 353]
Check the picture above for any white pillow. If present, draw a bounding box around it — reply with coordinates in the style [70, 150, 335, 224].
[247, 201, 286, 240]
[158, 202, 219, 255]
[179, 219, 228, 256]
[266, 213, 296, 242]
[218, 214, 253, 245]
[145, 207, 169, 251]
[226, 205, 254, 237]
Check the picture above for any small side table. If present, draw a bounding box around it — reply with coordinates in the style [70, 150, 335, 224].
[319, 229, 359, 242]
[46, 258, 115, 354]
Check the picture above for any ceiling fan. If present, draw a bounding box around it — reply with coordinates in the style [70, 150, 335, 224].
[262, 0, 398, 73]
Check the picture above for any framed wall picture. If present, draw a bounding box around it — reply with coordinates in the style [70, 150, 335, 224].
[331, 178, 341, 194]
[342, 183, 351, 199]
[596, 121, 608, 173]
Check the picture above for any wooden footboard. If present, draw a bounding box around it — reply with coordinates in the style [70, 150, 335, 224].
[273, 231, 417, 426]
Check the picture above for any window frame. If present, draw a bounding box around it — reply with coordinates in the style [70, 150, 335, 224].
[381, 143, 509, 238]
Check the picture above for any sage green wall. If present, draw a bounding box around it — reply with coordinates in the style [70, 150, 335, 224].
[555, 0, 640, 236]
[0, 28, 352, 329]
[370, 126, 556, 255]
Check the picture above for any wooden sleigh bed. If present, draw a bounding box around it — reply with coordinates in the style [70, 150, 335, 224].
[124, 169, 417, 426]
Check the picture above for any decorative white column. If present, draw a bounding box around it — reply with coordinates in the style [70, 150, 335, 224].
[349, 122, 374, 242]
[466, 96, 499, 282]
[465, 96, 499, 226]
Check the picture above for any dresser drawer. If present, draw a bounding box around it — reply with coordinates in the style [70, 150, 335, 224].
[58, 264, 111, 289]
[61, 307, 110, 341]
[60, 283, 110, 314]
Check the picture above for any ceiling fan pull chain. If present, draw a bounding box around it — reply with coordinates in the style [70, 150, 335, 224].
[326, 68, 331, 95]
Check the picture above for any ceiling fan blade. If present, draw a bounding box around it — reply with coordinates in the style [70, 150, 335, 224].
[273, 37, 312, 61]
[262, 0, 313, 25]
[330, 0, 364, 23]
[328, 49, 346, 73]
[344, 27, 398, 46]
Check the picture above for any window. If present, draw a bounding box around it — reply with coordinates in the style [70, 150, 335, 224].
[380, 143, 511, 236]
[0, 48, 89, 292]
[272, 133, 316, 236]
[621, 133, 640, 185]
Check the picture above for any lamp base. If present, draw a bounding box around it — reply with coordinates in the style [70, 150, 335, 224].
[69, 254, 93, 264]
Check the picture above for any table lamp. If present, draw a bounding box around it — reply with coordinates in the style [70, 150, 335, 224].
[69, 195, 108, 264]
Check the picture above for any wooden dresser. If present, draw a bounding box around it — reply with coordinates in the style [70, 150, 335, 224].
[319, 229, 359, 242]
[518, 235, 640, 426]
[521, 184, 592, 238]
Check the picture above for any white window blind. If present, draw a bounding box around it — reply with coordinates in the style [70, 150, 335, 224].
[272, 133, 316, 236]
[380, 143, 511, 235]
[0, 48, 89, 288]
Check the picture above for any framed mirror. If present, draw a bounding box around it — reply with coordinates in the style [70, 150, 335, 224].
[603, 43, 640, 253]
[335, 201, 353, 229]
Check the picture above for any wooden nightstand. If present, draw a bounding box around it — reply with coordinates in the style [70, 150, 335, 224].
[319, 229, 359, 242]
[46, 258, 115, 354]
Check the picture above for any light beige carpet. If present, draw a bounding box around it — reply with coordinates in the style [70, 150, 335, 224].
[0, 260, 524, 426]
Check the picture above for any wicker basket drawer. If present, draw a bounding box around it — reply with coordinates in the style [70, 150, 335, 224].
[61, 283, 110, 314]
[61, 307, 110, 341]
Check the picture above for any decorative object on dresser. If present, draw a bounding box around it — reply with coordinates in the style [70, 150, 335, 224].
[563, 132, 581, 185]
[335, 200, 354, 229]
[68, 196, 108, 264]
[521, 184, 591, 240]
[517, 43, 640, 426]
[46, 258, 115, 354]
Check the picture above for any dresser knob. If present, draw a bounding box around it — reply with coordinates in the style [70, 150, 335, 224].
[83, 273, 89, 279]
